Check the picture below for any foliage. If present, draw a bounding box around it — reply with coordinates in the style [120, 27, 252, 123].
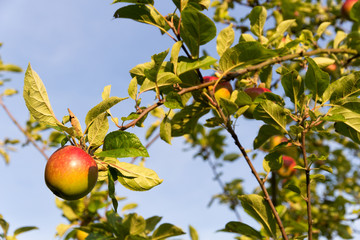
[1, 0, 360, 239]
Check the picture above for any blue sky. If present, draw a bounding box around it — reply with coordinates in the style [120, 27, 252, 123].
[0, 1, 267, 239]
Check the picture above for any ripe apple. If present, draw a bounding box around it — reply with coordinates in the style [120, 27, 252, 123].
[76, 230, 89, 240]
[341, 0, 358, 18]
[277, 155, 296, 178]
[44, 145, 98, 200]
[243, 87, 271, 119]
[203, 76, 233, 101]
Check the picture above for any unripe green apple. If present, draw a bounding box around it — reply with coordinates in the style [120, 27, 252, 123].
[203, 76, 233, 101]
[76, 230, 89, 240]
[341, 0, 358, 18]
[44, 146, 98, 200]
[277, 155, 296, 178]
[243, 87, 271, 119]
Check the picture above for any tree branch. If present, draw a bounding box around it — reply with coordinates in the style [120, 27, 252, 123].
[225, 124, 289, 240]
[0, 96, 49, 161]
[301, 130, 313, 240]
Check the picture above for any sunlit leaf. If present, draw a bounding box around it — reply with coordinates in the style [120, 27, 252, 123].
[152, 223, 185, 240]
[97, 131, 149, 158]
[239, 194, 277, 238]
[110, 161, 163, 191]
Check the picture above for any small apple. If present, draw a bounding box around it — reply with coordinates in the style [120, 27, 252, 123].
[76, 230, 89, 240]
[341, 0, 358, 18]
[243, 87, 271, 119]
[44, 145, 98, 200]
[277, 155, 296, 178]
[203, 76, 233, 101]
[324, 63, 337, 73]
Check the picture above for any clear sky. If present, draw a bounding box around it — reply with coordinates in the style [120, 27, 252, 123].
[0, 1, 269, 239]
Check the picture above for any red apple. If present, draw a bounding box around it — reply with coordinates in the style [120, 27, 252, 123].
[324, 63, 337, 73]
[203, 76, 233, 101]
[44, 145, 98, 200]
[277, 155, 296, 178]
[341, 0, 358, 18]
[243, 87, 271, 119]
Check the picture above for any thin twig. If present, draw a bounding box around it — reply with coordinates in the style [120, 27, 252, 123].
[120, 100, 164, 131]
[225, 124, 289, 240]
[301, 130, 313, 240]
[0, 96, 49, 161]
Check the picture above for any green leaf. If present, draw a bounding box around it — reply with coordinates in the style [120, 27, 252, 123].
[312, 57, 335, 68]
[180, 7, 216, 57]
[164, 92, 184, 109]
[124, 213, 146, 236]
[249, 6, 267, 38]
[108, 167, 119, 212]
[350, 1, 360, 22]
[285, 184, 301, 194]
[223, 153, 240, 162]
[0, 216, 9, 235]
[319, 165, 333, 174]
[304, 57, 329, 100]
[322, 71, 360, 103]
[144, 50, 169, 82]
[263, 152, 283, 172]
[128, 77, 138, 100]
[281, 69, 303, 104]
[170, 41, 183, 75]
[88, 112, 109, 147]
[23, 64, 61, 128]
[152, 223, 185, 240]
[13, 226, 38, 236]
[102, 85, 111, 100]
[171, 102, 210, 137]
[253, 124, 282, 149]
[219, 41, 280, 73]
[189, 225, 199, 240]
[139, 72, 182, 93]
[0, 64, 22, 72]
[114, 4, 167, 31]
[111, 162, 163, 191]
[254, 100, 288, 133]
[122, 203, 138, 212]
[145, 216, 162, 234]
[315, 22, 331, 40]
[310, 174, 326, 182]
[177, 56, 217, 76]
[97, 131, 149, 158]
[3, 88, 18, 96]
[239, 194, 277, 238]
[85, 96, 127, 126]
[221, 221, 262, 239]
[330, 105, 360, 133]
[232, 90, 252, 106]
[334, 31, 347, 48]
[160, 116, 172, 144]
[216, 24, 235, 57]
[219, 97, 238, 116]
[268, 19, 296, 44]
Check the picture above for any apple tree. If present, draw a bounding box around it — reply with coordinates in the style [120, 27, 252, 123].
[1, 0, 360, 239]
